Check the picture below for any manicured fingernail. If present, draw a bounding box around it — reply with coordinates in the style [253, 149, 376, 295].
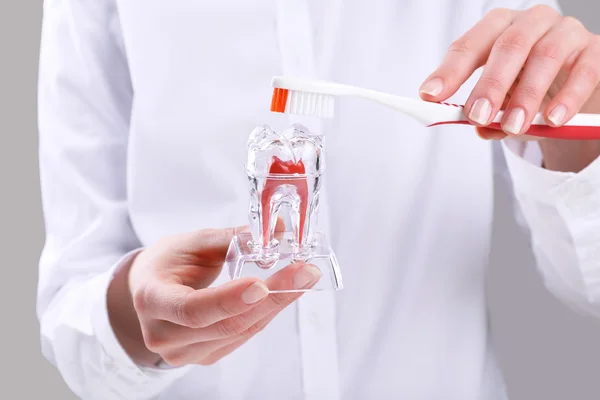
[469, 98, 492, 125]
[242, 282, 269, 304]
[503, 108, 526, 135]
[420, 78, 444, 97]
[548, 104, 567, 126]
[293, 265, 322, 289]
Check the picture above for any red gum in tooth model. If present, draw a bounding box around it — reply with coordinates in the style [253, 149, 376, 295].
[261, 156, 308, 246]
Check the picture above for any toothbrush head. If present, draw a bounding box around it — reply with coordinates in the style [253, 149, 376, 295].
[270, 88, 336, 119]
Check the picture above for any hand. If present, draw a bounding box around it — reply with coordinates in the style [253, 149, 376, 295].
[107, 223, 322, 367]
[419, 5, 600, 141]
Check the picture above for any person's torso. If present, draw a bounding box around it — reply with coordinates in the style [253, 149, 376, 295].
[115, 0, 505, 398]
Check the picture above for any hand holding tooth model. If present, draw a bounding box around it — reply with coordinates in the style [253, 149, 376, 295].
[105, 224, 322, 368]
[103, 125, 334, 368]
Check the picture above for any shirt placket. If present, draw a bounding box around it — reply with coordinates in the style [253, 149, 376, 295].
[275, 1, 341, 399]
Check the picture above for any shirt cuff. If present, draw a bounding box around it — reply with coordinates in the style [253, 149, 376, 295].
[502, 139, 600, 302]
[501, 139, 575, 201]
[91, 249, 194, 394]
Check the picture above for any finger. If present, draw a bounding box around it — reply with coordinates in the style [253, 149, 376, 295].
[208, 262, 321, 339]
[476, 127, 508, 140]
[544, 35, 600, 126]
[146, 263, 322, 346]
[135, 277, 269, 328]
[199, 310, 281, 365]
[161, 332, 250, 367]
[160, 309, 280, 366]
[476, 126, 542, 141]
[465, 5, 561, 126]
[274, 216, 286, 232]
[419, 8, 515, 101]
[198, 336, 252, 366]
[502, 17, 590, 134]
[501, 77, 521, 110]
[174, 217, 286, 265]
[172, 224, 251, 267]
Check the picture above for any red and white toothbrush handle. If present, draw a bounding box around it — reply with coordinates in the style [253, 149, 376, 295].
[430, 102, 600, 140]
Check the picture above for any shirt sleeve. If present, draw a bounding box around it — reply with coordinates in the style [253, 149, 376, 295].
[501, 139, 600, 318]
[37, 1, 192, 398]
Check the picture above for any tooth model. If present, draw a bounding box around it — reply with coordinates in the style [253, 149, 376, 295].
[224, 124, 343, 293]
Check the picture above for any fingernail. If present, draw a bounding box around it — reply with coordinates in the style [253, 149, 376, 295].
[241, 282, 269, 304]
[548, 104, 567, 126]
[469, 98, 492, 125]
[503, 108, 526, 135]
[293, 265, 322, 290]
[420, 78, 444, 97]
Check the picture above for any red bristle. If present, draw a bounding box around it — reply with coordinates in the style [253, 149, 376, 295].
[270, 89, 278, 112]
[270, 88, 288, 113]
[270, 88, 279, 112]
[279, 88, 288, 112]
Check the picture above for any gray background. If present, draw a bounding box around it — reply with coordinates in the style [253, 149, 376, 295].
[2, 1, 600, 399]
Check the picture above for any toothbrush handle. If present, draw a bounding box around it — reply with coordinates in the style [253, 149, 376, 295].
[487, 122, 600, 140]
[430, 108, 600, 140]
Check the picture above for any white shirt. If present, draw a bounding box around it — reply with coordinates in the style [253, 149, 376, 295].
[36, 0, 600, 399]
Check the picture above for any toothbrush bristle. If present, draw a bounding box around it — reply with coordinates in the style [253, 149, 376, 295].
[272, 90, 335, 118]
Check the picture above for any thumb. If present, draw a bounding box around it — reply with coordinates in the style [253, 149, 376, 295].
[476, 127, 508, 141]
[176, 216, 287, 262]
[476, 127, 543, 142]
[175, 225, 250, 266]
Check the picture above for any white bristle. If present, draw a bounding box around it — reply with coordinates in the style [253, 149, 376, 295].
[286, 90, 335, 118]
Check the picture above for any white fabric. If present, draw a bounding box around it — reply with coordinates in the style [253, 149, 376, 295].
[36, 0, 600, 399]
[274, 2, 340, 399]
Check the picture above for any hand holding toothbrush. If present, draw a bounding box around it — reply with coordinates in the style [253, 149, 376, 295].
[419, 5, 600, 171]
[270, 6, 600, 170]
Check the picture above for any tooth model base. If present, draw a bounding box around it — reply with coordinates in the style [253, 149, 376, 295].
[224, 231, 343, 293]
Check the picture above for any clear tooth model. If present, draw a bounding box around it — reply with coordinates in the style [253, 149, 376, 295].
[224, 124, 343, 293]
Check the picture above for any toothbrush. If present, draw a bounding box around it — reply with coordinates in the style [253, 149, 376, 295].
[270, 76, 600, 140]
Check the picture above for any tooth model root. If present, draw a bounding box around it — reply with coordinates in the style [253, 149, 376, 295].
[259, 156, 309, 250]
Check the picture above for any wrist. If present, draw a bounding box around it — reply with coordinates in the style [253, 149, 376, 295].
[107, 250, 161, 367]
